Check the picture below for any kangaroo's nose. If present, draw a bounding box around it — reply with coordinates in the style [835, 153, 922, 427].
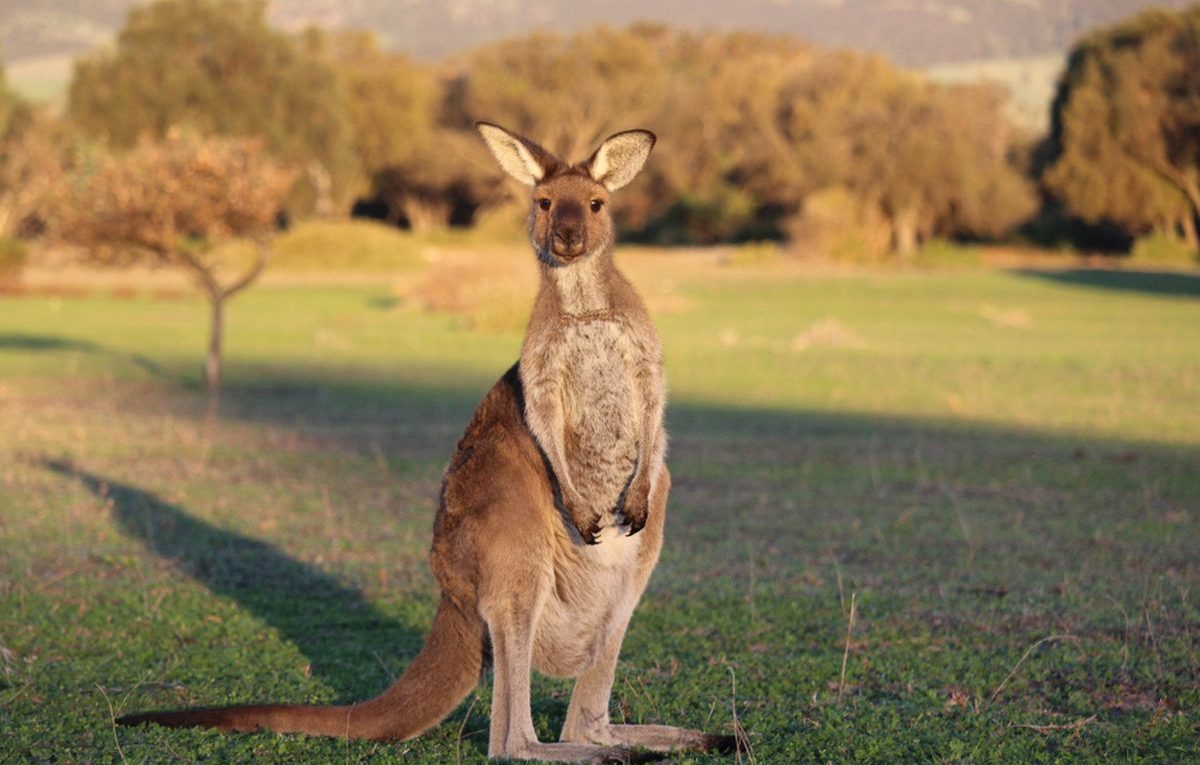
[555, 227, 580, 247]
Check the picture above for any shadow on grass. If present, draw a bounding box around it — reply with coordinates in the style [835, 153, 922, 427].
[39, 457, 426, 704]
[212, 364, 1200, 463]
[201, 366, 1200, 576]
[1014, 268, 1200, 299]
[0, 333, 101, 352]
[0, 332, 178, 381]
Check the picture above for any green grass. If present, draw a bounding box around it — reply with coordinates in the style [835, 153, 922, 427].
[1, 253, 1199, 763]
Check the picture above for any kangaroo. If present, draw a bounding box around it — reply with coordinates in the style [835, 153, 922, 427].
[117, 123, 734, 763]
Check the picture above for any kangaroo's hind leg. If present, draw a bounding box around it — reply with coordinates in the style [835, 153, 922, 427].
[559, 631, 734, 754]
[482, 588, 649, 763]
[559, 467, 735, 755]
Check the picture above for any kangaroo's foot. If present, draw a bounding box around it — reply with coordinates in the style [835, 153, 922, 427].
[497, 739, 664, 763]
[564, 722, 737, 755]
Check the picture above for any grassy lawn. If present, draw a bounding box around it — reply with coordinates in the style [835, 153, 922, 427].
[1, 247, 1198, 763]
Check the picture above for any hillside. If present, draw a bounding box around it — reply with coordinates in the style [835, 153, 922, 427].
[2, 0, 1191, 131]
[2, 0, 1191, 68]
[926, 54, 1065, 134]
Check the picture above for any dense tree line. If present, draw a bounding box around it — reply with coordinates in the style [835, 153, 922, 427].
[1043, 5, 1200, 254]
[39, 0, 1040, 257]
[0, 0, 1196, 261]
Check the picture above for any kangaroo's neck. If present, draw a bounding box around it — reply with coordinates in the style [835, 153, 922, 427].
[539, 249, 618, 317]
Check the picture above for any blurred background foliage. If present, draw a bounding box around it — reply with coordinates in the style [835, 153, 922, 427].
[0, 0, 1196, 267]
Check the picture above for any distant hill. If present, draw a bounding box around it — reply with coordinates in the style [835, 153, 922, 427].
[927, 54, 1065, 134]
[1, 0, 1190, 124]
[3, 0, 1191, 67]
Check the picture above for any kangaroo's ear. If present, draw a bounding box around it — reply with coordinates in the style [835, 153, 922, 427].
[585, 129, 656, 191]
[475, 122, 561, 186]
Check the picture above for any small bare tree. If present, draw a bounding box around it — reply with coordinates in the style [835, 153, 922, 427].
[56, 130, 293, 401]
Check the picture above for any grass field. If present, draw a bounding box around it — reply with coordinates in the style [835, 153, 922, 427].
[1, 242, 1198, 763]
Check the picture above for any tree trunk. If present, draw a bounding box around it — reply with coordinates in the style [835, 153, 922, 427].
[891, 207, 920, 257]
[1181, 212, 1199, 253]
[1142, 160, 1200, 249]
[0, 197, 17, 238]
[181, 240, 271, 413]
[401, 194, 451, 232]
[307, 160, 335, 219]
[206, 292, 224, 399]
[383, 197, 405, 227]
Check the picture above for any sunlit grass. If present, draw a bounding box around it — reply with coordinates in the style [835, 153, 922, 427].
[1, 250, 1197, 763]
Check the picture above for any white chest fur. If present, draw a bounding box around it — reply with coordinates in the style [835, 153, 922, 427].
[559, 318, 642, 519]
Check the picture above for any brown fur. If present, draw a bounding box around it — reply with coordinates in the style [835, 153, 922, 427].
[116, 124, 734, 763]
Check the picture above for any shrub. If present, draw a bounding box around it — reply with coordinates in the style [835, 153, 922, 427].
[272, 219, 426, 272]
[0, 236, 26, 286]
[401, 247, 535, 332]
[1130, 232, 1198, 266]
[912, 239, 984, 269]
[784, 187, 891, 263]
[720, 241, 781, 267]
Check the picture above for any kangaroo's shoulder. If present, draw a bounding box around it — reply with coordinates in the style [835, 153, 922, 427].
[436, 364, 548, 519]
[442, 364, 535, 475]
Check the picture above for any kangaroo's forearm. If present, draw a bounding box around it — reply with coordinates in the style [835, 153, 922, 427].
[632, 406, 662, 487]
[526, 396, 577, 499]
[521, 360, 580, 501]
[631, 357, 665, 488]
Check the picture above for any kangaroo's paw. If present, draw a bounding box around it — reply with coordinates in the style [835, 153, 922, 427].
[620, 489, 649, 535]
[576, 513, 604, 545]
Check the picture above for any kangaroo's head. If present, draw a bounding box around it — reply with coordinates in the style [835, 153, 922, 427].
[476, 122, 655, 267]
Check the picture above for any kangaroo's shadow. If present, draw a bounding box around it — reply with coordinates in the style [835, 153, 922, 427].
[41, 458, 426, 704]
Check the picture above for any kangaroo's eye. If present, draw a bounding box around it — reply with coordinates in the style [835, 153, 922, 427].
[590, 199, 604, 213]
[538, 199, 552, 211]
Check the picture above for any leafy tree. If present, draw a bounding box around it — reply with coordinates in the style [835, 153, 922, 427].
[455, 25, 668, 161]
[447, 24, 671, 229]
[369, 127, 493, 231]
[0, 62, 26, 136]
[933, 83, 1040, 242]
[0, 63, 72, 290]
[0, 63, 36, 236]
[0, 61, 28, 235]
[634, 30, 804, 242]
[836, 77, 1035, 254]
[307, 29, 487, 230]
[1045, 6, 1200, 251]
[537, 30, 1036, 253]
[57, 11, 1042, 251]
[0, 107, 72, 240]
[311, 31, 437, 183]
[68, 0, 357, 216]
[726, 46, 1034, 254]
[0, 63, 33, 284]
[54, 132, 293, 400]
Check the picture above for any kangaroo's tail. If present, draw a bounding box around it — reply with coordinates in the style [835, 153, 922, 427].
[118, 598, 486, 742]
